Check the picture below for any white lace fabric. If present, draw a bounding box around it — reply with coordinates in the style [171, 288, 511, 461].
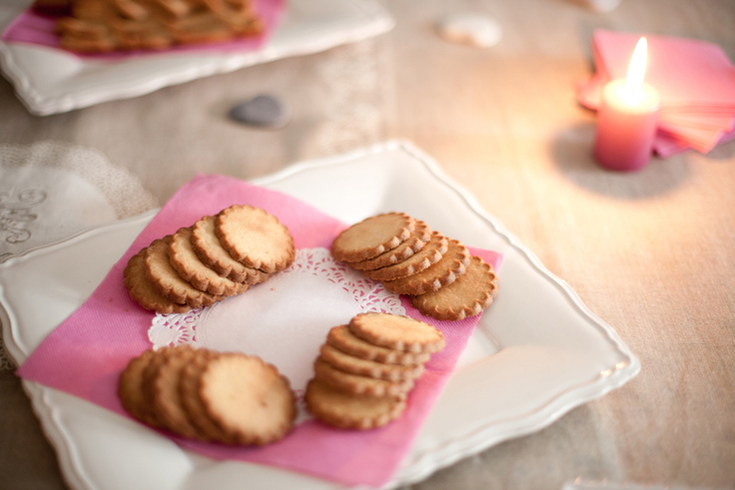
[0, 140, 158, 369]
[149, 248, 405, 394]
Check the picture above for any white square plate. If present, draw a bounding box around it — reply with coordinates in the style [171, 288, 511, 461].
[0, 140, 639, 489]
[0, 0, 393, 115]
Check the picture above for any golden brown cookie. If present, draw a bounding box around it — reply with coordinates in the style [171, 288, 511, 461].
[150, 345, 203, 439]
[362, 231, 449, 282]
[118, 349, 161, 427]
[140, 346, 179, 428]
[411, 256, 499, 321]
[320, 344, 424, 382]
[53, 0, 264, 53]
[199, 353, 296, 445]
[179, 349, 230, 443]
[348, 312, 445, 354]
[191, 215, 269, 285]
[331, 212, 416, 263]
[144, 236, 225, 308]
[313, 357, 414, 398]
[215, 204, 295, 274]
[326, 325, 432, 366]
[350, 220, 432, 271]
[124, 250, 191, 314]
[305, 379, 407, 430]
[382, 238, 470, 295]
[168, 226, 248, 297]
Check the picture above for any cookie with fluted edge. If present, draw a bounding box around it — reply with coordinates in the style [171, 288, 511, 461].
[144, 236, 225, 308]
[199, 353, 296, 445]
[215, 204, 295, 274]
[150, 345, 203, 440]
[382, 238, 470, 295]
[363, 231, 448, 282]
[305, 379, 407, 430]
[348, 312, 445, 354]
[326, 325, 432, 366]
[412, 256, 499, 321]
[350, 220, 432, 271]
[179, 349, 230, 443]
[320, 343, 425, 382]
[124, 250, 191, 314]
[313, 357, 414, 398]
[168, 226, 248, 297]
[331, 212, 416, 263]
[118, 349, 161, 427]
[191, 215, 269, 285]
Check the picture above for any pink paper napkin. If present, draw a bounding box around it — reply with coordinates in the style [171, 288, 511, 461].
[16, 173, 503, 488]
[577, 29, 735, 156]
[1, 0, 284, 59]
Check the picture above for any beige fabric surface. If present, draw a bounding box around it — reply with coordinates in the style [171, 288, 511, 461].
[1, 0, 734, 489]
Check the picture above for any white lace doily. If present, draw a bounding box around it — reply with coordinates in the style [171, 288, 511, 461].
[149, 248, 405, 395]
[0, 140, 158, 369]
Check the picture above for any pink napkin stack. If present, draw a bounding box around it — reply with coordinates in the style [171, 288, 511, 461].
[577, 29, 735, 157]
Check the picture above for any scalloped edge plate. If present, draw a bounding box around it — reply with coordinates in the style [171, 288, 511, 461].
[0, 140, 639, 489]
[0, 0, 394, 115]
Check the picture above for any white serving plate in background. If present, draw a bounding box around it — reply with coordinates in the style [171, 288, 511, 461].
[0, 140, 640, 489]
[0, 0, 394, 115]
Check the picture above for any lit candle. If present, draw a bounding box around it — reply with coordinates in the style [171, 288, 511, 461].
[593, 37, 660, 171]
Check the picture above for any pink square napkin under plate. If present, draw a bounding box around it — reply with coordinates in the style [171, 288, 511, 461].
[1, 0, 284, 59]
[16, 173, 503, 488]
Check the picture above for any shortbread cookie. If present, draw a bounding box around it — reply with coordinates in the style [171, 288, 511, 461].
[118, 349, 161, 427]
[191, 215, 269, 285]
[382, 238, 470, 295]
[144, 236, 225, 308]
[53, 0, 264, 53]
[199, 353, 296, 445]
[331, 212, 416, 263]
[350, 220, 432, 271]
[124, 250, 191, 314]
[168, 226, 247, 297]
[215, 204, 295, 274]
[314, 357, 414, 398]
[411, 256, 499, 321]
[150, 345, 203, 439]
[179, 349, 230, 443]
[140, 346, 179, 428]
[348, 312, 445, 354]
[326, 325, 432, 366]
[305, 379, 407, 429]
[320, 344, 425, 382]
[362, 231, 449, 282]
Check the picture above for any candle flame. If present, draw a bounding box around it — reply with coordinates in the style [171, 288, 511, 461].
[624, 37, 648, 104]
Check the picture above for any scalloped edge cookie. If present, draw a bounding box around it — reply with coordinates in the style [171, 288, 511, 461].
[305, 379, 407, 430]
[191, 215, 270, 285]
[348, 312, 445, 354]
[124, 250, 191, 314]
[382, 238, 470, 295]
[199, 353, 296, 445]
[331, 212, 416, 263]
[350, 220, 432, 271]
[168, 226, 248, 297]
[411, 256, 499, 321]
[215, 204, 295, 274]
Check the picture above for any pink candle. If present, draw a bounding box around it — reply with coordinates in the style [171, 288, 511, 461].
[593, 38, 660, 171]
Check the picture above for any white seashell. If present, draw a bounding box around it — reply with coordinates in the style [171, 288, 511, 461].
[437, 13, 502, 48]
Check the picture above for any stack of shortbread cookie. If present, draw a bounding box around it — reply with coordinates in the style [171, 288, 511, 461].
[124, 204, 294, 313]
[305, 312, 445, 429]
[32, 0, 263, 53]
[331, 212, 499, 320]
[119, 345, 296, 444]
